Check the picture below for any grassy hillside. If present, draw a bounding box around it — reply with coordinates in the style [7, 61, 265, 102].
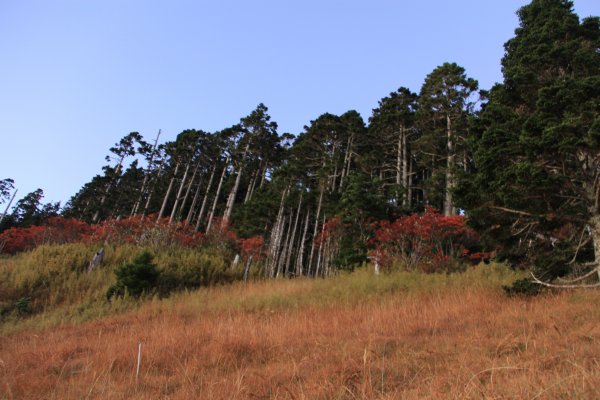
[3, 260, 600, 399]
[0, 243, 244, 333]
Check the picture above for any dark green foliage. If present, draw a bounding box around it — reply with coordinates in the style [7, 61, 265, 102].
[336, 173, 387, 268]
[13, 297, 31, 316]
[0, 178, 15, 205]
[107, 251, 159, 299]
[456, 0, 600, 277]
[503, 278, 543, 297]
[11, 189, 60, 228]
[52, 1, 599, 282]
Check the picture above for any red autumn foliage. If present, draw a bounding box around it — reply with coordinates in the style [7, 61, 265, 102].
[44, 217, 94, 243]
[0, 216, 207, 254]
[240, 236, 266, 260]
[87, 216, 205, 248]
[0, 217, 94, 254]
[203, 217, 238, 250]
[0, 225, 47, 254]
[314, 217, 344, 247]
[369, 207, 478, 272]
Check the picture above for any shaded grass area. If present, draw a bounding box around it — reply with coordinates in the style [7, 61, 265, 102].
[4, 263, 599, 398]
[0, 243, 242, 333]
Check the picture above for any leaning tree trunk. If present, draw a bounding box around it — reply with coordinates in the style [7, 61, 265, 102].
[308, 188, 324, 276]
[141, 154, 166, 218]
[194, 165, 216, 231]
[339, 133, 354, 190]
[444, 114, 456, 216]
[132, 129, 161, 216]
[157, 163, 180, 222]
[184, 174, 203, 225]
[244, 166, 261, 204]
[170, 160, 192, 223]
[206, 156, 230, 233]
[276, 213, 294, 278]
[589, 214, 600, 280]
[223, 142, 250, 226]
[295, 209, 311, 277]
[93, 155, 125, 223]
[401, 126, 410, 207]
[177, 161, 200, 221]
[266, 187, 289, 277]
[284, 192, 303, 275]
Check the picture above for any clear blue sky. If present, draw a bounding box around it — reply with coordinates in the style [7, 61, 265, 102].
[1, 0, 598, 207]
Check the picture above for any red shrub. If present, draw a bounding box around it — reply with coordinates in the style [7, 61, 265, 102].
[369, 207, 478, 272]
[89, 216, 205, 248]
[0, 215, 207, 254]
[0, 226, 47, 254]
[44, 217, 94, 244]
[203, 217, 238, 249]
[240, 236, 266, 260]
[0, 217, 93, 254]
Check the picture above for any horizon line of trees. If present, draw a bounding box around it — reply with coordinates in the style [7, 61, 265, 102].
[2, 0, 598, 283]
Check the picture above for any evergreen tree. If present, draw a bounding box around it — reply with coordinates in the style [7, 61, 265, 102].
[456, 0, 600, 278]
[0, 178, 14, 204]
[416, 63, 479, 215]
[367, 88, 418, 210]
[12, 189, 59, 227]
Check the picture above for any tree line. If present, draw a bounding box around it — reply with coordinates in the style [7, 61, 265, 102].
[2, 0, 599, 283]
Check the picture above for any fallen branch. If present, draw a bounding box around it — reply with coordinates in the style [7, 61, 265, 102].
[531, 271, 600, 289]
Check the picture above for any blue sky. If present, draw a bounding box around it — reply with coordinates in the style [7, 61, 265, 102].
[1, 0, 598, 206]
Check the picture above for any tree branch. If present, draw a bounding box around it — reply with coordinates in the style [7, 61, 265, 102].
[531, 271, 600, 289]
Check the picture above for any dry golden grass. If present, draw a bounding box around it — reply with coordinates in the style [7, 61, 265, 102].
[2, 267, 600, 399]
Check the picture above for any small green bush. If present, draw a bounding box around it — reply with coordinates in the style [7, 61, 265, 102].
[107, 251, 160, 299]
[13, 296, 31, 316]
[503, 278, 543, 297]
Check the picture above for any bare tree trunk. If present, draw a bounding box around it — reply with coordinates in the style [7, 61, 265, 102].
[93, 155, 125, 223]
[142, 154, 166, 218]
[276, 213, 294, 277]
[0, 189, 17, 225]
[308, 188, 324, 276]
[259, 162, 268, 188]
[170, 160, 192, 223]
[243, 255, 253, 282]
[445, 114, 456, 216]
[244, 167, 260, 204]
[295, 209, 310, 277]
[194, 166, 216, 231]
[401, 127, 410, 207]
[178, 161, 200, 221]
[285, 192, 303, 276]
[223, 142, 250, 225]
[590, 214, 600, 280]
[396, 127, 403, 187]
[185, 174, 203, 226]
[157, 163, 180, 222]
[206, 156, 230, 233]
[408, 153, 414, 208]
[266, 187, 288, 277]
[315, 216, 326, 277]
[132, 129, 161, 216]
[340, 133, 354, 190]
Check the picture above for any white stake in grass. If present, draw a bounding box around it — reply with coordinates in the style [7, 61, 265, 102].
[136, 342, 142, 386]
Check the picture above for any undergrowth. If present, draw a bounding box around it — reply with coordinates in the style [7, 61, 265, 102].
[0, 246, 525, 335]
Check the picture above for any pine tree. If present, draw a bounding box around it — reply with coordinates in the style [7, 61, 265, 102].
[456, 0, 600, 280]
[416, 63, 478, 215]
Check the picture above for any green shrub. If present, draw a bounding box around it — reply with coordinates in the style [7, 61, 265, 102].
[13, 296, 31, 315]
[503, 278, 543, 297]
[107, 251, 160, 299]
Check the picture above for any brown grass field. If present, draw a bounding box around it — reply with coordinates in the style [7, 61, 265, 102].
[2, 266, 600, 399]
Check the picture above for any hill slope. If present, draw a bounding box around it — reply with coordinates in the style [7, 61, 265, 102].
[3, 266, 600, 399]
